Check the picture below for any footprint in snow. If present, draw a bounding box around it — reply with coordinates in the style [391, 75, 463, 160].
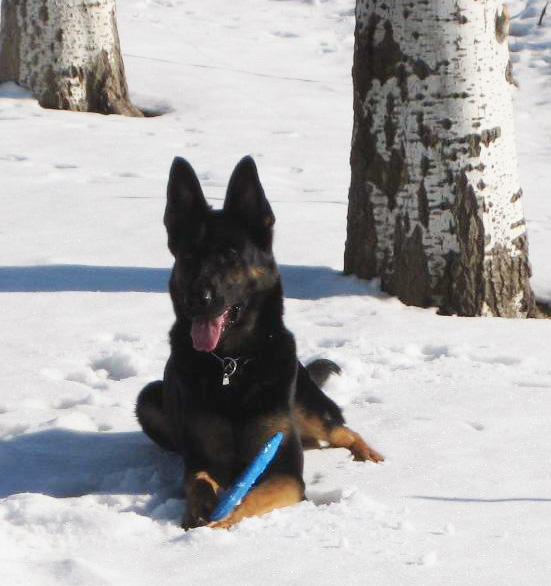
[65, 367, 109, 390]
[464, 421, 485, 432]
[45, 412, 98, 433]
[307, 488, 344, 506]
[54, 163, 78, 169]
[90, 349, 140, 381]
[91, 332, 152, 380]
[0, 153, 28, 162]
[53, 395, 94, 410]
[316, 319, 344, 327]
[318, 338, 347, 349]
[270, 30, 300, 38]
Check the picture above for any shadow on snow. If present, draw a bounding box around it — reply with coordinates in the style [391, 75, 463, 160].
[411, 495, 551, 504]
[0, 428, 181, 499]
[0, 264, 382, 299]
[0, 428, 354, 510]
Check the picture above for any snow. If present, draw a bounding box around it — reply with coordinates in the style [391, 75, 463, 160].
[1, 0, 551, 584]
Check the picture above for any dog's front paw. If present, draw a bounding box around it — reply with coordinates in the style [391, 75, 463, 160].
[182, 497, 217, 530]
[182, 474, 220, 530]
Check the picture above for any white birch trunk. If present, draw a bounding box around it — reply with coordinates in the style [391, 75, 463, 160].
[344, 0, 535, 317]
[0, 0, 141, 116]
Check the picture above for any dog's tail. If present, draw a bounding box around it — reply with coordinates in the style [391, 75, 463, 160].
[297, 359, 345, 427]
[305, 358, 342, 389]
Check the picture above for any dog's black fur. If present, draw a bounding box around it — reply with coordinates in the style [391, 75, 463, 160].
[136, 156, 383, 529]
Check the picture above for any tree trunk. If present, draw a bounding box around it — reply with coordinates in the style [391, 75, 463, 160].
[0, 0, 142, 116]
[344, 0, 535, 317]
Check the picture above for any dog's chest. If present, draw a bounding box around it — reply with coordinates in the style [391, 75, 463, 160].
[187, 410, 236, 465]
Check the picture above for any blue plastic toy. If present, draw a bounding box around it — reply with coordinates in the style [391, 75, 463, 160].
[210, 431, 284, 522]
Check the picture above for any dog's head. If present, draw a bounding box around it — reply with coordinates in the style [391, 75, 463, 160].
[165, 156, 280, 352]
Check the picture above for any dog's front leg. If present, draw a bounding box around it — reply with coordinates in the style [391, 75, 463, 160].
[182, 471, 221, 529]
[208, 474, 304, 529]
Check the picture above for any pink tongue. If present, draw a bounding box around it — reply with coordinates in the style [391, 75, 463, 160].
[191, 313, 227, 352]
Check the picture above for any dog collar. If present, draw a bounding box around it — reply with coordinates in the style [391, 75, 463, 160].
[210, 351, 253, 386]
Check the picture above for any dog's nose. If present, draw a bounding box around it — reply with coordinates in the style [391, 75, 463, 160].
[187, 285, 217, 317]
[201, 288, 213, 306]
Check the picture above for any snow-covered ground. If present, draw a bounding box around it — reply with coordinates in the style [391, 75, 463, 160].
[1, 1, 551, 584]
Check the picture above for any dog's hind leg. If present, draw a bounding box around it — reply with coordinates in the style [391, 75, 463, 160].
[295, 362, 384, 463]
[296, 406, 384, 463]
[136, 381, 175, 451]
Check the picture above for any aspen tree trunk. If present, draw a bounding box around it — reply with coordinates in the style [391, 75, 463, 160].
[0, 0, 142, 116]
[344, 0, 535, 317]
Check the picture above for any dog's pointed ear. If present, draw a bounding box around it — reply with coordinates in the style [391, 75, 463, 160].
[164, 157, 208, 255]
[224, 156, 275, 249]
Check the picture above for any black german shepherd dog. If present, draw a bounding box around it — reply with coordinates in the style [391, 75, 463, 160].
[136, 156, 383, 529]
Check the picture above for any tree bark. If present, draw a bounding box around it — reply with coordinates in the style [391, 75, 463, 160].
[0, 0, 142, 116]
[344, 0, 535, 317]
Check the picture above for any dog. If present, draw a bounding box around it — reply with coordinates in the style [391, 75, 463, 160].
[136, 156, 383, 529]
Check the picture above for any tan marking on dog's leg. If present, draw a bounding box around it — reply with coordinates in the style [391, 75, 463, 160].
[209, 475, 304, 529]
[190, 471, 220, 493]
[294, 406, 327, 447]
[328, 426, 384, 463]
[301, 437, 322, 450]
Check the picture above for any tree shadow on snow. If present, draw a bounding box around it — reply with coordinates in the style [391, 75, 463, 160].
[0, 428, 182, 499]
[0, 81, 33, 99]
[0, 265, 171, 293]
[412, 495, 551, 504]
[0, 263, 382, 299]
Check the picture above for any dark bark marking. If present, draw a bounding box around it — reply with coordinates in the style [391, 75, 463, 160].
[510, 219, 526, 230]
[417, 112, 437, 149]
[355, 15, 406, 97]
[466, 126, 501, 158]
[484, 235, 535, 317]
[437, 170, 485, 316]
[0, 0, 22, 83]
[384, 221, 431, 307]
[39, 2, 49, 24]
[452, 6, 468, 25]
[505, 59, 518, 86]
[495, 7, 510, 43]
[511, 188, 522, 203]
[421, 155, 430, 177]
[384, 93, 396, 149]
[412, 59, 431, 80]
[480, 127, 501, 147]
[417, 181, 429, 229]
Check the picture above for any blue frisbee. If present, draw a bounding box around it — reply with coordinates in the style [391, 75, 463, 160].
[210, 431, 284, 522]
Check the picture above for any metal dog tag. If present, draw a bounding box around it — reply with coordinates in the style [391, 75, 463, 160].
[222, 357, 238, 386]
